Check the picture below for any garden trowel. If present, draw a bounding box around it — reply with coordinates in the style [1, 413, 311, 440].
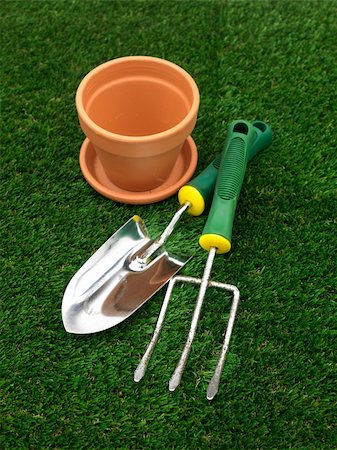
[62, 215, 189, 334]
[62, 120, 272, 334]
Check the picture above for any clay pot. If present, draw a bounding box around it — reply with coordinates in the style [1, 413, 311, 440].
[76, 56, 200, 192]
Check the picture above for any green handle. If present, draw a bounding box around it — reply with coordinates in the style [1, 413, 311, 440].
[199, 120, 255, 254]
[249, 120, 273, 159]
[178, 120, 272, 216]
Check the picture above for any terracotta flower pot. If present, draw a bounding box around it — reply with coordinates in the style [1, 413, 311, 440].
[76, 56, 200, 192]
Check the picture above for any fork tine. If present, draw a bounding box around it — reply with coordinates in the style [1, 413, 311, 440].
[169, 248, 217, 391]
[206, 283, 240, 400]
[134, 277, 178, 382]
[134, 276, 240, 400]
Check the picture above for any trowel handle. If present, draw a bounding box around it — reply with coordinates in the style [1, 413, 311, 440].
[199, 120, 255, 254]
[178, 120, 272, 217]
[249, 120, 272, 159]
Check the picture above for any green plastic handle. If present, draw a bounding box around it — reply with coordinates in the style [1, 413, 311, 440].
[178, 120, 272, 216]
[249, 120, 273, 159]
[199, 120, 256, 254]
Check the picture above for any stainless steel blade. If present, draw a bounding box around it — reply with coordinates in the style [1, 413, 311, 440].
[62, 216, 190, 334]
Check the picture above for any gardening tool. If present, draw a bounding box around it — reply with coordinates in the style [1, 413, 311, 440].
[62, 120, 271, 334]
[138, 120, 271, 262]
[134, 120, 270, 400]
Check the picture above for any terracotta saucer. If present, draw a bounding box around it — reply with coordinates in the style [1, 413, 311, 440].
[79, 136, 198, 204]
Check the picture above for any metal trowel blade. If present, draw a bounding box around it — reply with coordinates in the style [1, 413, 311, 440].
[62, 216, 190, 334]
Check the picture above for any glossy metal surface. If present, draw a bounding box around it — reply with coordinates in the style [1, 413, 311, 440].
[62, 216, 189, 334]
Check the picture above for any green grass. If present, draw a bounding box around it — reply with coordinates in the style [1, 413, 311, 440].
[1, 0, 336, 448]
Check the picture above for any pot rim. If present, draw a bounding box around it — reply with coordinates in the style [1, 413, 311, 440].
[75, 56, 200, 143]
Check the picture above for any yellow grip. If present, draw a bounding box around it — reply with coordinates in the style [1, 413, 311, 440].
[199, 234, 231, 254]
[178, 185, 205, 216]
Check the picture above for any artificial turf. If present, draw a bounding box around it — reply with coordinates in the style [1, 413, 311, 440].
[1, 0, 336, 448]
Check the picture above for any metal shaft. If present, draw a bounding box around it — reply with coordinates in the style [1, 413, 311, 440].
[157, 202, 190, 246]
[169, 246, 217, 391]
[139, 202, 190, 262]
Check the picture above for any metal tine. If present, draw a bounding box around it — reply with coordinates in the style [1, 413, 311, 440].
[134, 273, 240, 400]
[169, 247, 217, 392]
[134, 276, 179, 383]
[206, 282, 239, 400]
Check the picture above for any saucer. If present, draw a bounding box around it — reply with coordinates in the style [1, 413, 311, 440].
[79, 137, 198, 204]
